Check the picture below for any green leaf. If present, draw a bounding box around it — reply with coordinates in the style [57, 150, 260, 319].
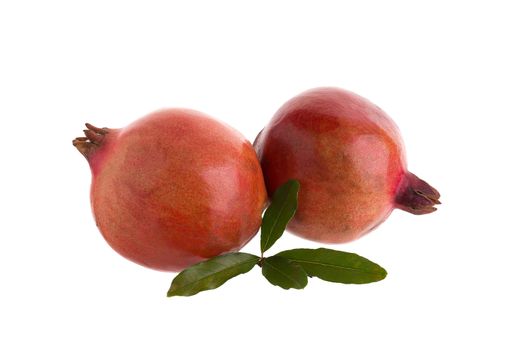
[277, 248, 387, 284]
[260, 179, 300, 254]
[167, 253, 259, 297]
[261, 255, 308, 290]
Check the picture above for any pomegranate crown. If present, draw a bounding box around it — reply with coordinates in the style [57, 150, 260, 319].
[72, 123, 110, 159]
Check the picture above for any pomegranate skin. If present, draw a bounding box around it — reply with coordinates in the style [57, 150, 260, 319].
[74, 109, 267, 271]
[254, 87, 440, 243]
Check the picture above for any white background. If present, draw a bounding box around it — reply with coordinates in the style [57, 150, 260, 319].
[1, 1, 524, 349]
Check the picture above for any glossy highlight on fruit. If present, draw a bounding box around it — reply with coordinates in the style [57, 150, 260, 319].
[73, 109, 267, 271]
[254, 87, 440, 243]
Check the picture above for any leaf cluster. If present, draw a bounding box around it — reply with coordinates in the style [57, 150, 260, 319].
[167, 180, 387, 297]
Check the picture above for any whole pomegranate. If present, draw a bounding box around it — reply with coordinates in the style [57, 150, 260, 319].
[254, 87, 440, 243]
[73, 109, 267, 271]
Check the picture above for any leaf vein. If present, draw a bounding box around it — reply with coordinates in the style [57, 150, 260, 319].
[288, 259, 382, 276]
[265, 261, 301, 287]
[173, 259, 257, 291]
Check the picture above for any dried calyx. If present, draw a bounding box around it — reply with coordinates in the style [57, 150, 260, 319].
[395, 172, 441, 215]
[72, 123, 109, 159]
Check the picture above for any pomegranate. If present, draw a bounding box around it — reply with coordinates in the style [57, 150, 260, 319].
[254, 87, 440, 243]
[73, 109, 267, 271]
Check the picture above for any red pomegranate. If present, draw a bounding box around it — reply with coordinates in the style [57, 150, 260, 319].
[73, 109, 267, 271]
[254, 87, 440, 243]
